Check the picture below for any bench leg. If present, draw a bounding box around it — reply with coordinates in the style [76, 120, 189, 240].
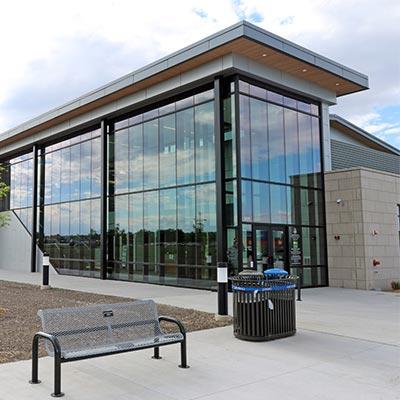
[179, 339, 189, 369]
[29, 335, 41, 384]
[152, 346, 162, 360]
[51, 355, 64, 397]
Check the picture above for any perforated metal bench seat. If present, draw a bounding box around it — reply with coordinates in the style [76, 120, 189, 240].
[29, 300, 188, 397]
[61, 333, 184, 360]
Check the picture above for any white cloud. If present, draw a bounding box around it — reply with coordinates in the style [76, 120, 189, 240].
[0, 0, 399, 148]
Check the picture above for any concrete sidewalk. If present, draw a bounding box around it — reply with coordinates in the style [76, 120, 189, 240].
[0, 268, 399, 345]
[0, 326, 398, 400]
[0, 268, 399, 399]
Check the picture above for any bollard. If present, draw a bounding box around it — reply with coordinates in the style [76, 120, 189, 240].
[42, 252, 50, 289]
[297, 275, 302, 301]
[217, 262, 228, 316]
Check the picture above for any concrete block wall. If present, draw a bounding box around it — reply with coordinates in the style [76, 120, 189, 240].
[0, 211, 43, 272]
[325, 167, 400, 290]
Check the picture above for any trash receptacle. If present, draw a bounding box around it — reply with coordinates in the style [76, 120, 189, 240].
[230, 272, 297, 341]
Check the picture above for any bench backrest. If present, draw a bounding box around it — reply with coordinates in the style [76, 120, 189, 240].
[38, 300, 162, 356]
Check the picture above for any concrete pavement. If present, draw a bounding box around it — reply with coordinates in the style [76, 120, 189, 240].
[0, 268, 399, 399]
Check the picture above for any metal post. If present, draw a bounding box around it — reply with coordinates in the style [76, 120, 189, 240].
[297, 275, 302, 301]
[217, 262, 228, 315]
[31, 145, 39, 272]
[100, 120, 108, 280]
[42, 252, 50, 288]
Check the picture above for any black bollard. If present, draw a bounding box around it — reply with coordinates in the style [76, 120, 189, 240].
[217, 262, 228, 315]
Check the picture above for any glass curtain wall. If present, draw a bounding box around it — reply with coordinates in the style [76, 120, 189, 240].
[42, 130, 101, 277]
[108, 87, 217, 288]
[237, 79, 326, 287]
[0, 153, 33, 230]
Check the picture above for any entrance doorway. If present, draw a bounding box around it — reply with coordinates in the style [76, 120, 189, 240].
[253, 225, 287, 273]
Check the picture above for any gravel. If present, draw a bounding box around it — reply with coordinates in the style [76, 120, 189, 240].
[0, 280, 231, 364]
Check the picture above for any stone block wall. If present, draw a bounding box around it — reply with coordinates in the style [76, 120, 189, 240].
[325, 167, 400, 290]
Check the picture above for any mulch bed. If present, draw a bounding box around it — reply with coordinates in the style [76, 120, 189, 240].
[0, 280, 231, 364]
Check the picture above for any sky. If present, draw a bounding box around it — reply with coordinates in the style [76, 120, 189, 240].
[0, 0, 399, 149]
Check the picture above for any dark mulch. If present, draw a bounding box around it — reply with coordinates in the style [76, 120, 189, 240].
[0, 280, 231, 364]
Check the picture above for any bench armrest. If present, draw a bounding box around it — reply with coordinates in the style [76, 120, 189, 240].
[33, 331, 62, 358]
[158, 316, 186, 337]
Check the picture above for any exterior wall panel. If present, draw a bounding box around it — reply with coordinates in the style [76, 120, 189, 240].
[331, 140, 400, 175]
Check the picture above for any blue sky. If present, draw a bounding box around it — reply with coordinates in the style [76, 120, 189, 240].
[0, 0, 399, 149]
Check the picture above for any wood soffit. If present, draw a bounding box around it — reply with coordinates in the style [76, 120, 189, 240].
[0, 37, 365, 149]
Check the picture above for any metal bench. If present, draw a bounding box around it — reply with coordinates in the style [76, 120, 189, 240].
[29, 300, 188, 397]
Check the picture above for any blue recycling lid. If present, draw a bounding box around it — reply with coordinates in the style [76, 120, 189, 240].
[264, 268, 289, 278]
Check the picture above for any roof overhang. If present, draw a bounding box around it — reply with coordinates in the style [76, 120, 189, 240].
[0, 21, 369, 152]
[330, 114, 400, 156]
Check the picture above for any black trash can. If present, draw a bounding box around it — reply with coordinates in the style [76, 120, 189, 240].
[231, 271, 297, 341]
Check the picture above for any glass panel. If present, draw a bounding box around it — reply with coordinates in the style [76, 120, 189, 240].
[195, 183, 216, 266]
[252, 182, 270, 223]
[225, 180, 237, 226]
[194, 89, 214, 104]
[270, 184, 287, 224]
[242, 223, 253, 269]
[70, 144, 81, 201]
[311, 116, 322, 187]
[303, 267, 312, 286]
[114, 129, 129, 194]
[284, 96, 297, 109]
[91, 138, 101, 197]
[114, 195, 129, 278]
[287, 186, 301, 225]
[177, 186, 196, 266]
[298, 113, 314, 186]
[227, 228, 238, 274]
[128, 124, 143, 192]
[44, 153, 52, 205]
[159, 188, 177, 265]
[175, 96, 193, 111]
[284, 109, 300, 185]
[297, 100, 311, 114]
[241, 180, 252, 223]
[129, 192, 144, 263]
[249, 84, 267, 100]
[223, 94, 236, 179]
[79, 200, 91, 262]
[60, 147, 71, 202]
[60, 202, 70, 260]
[268, 104, 286, 183]
[80, 140, 91, 199]
[159, 114, 176, 187]
[195, 101, 215, 182]
[238, 80, 249, 94]
[239, 95, 251, 178]
[255, 229, 269, 272]
[267, 90, 283, 105]
[50, 204, 60, 259]
[143, 120, 159, 190]
[250, 98, 269, 181]
[271, 229, 285, 269]
[176, 108, 195, 185]
[143, 191, 159, 265]
[159, 102, 175, 116]
[90, 199, 101, 267]
[69, 201, 80, 259]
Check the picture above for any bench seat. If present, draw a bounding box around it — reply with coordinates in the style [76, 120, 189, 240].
[61, 332, 184, 360]
[30, 300, 188, 397]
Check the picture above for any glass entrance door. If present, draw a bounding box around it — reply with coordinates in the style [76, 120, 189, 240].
[254, 226, 287, 273]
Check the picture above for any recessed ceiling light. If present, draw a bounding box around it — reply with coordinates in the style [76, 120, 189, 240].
[262, 53, 267, 57]
[335, 83, 340, 86]
[302, 68, 307, 72]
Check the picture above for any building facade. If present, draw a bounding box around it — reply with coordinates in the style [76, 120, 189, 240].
[0, 22, 377, 289]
